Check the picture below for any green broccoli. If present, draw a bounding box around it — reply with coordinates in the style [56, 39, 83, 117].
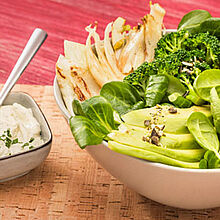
[184, 32, 220, 68]
[155, 30, 189, 58]
[124, 50, 188, 95]
[124, 31, 219, 106]
[156, 30, 220, 68]
[124, 49, 210, 100]
[123, 61, 157, 96]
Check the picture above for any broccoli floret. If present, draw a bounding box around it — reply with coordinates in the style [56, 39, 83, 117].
[123, 62, 147, 93]
[155, 30, 189, 58]
[156, 49, 189, 75]
[123, 62, 157, 96]
[155, 31, 220, 68]
[184, 32, 220, 68]
[159, 49, 210, 89]
[154, 49, 209, 83]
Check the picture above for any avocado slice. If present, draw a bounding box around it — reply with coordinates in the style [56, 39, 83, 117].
[108, 141, 200, 168]
[114, 123, 200, 149]
[121, 105, 211, 134]
[108, 130, 205, 162]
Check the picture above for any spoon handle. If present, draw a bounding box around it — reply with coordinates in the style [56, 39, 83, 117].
[0, 28, 47, 105]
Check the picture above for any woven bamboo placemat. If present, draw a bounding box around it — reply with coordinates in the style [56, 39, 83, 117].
[0, 84, 220, 220]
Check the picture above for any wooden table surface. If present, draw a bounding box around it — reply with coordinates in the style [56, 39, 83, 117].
[1, 84, 220, 220]
[0, 0, 219, 85]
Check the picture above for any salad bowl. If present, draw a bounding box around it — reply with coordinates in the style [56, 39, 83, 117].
[54, 76, 220, 210]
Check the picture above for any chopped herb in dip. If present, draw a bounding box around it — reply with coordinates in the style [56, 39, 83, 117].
[0, 103, 44, 157]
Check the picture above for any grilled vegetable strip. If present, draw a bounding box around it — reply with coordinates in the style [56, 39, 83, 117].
[132, 26, 146, 70]
[87, 26, 121, 81]
[150, 3, 166, 27]
[144, 3, 165, 62]
[64, 41, 87, 68]
[111, 17, 128, 60]
[56, 69, 76, 115]
[56, 55, 99, 101]
[63, 41, 100, 97]
[118, 25, 145, 74]
[85, 28, 114, 87]
[104, 22, 124, 79]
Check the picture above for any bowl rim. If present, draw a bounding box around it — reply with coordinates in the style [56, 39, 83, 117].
[0, 92, 52, 161]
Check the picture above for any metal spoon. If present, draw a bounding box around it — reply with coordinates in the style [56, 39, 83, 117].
[0, 28, 47, 106]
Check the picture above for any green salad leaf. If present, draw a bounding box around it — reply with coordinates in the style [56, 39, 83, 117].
[70, 96, 116, 148]
[100, 81, 144, 115]
[199, 17, 220, 38]
[178, 10, 211, 33]
[210, 86, 220, 133]
[70, 116, 110, 149]
[200, 150, 220, 169]
[178, 9, 220, 38]
[187, 112, 220, 158]
[194, 69, 220, 101]
[166, 74, 186, 96]
[145, 75, 169, 107]
[73, 96, 116, 131]
[72, 99, 85, 116]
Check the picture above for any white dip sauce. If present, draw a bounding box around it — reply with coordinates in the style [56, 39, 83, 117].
[0, 103, 44, 157]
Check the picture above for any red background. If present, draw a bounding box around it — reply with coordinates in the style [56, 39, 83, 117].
[0, 0, 219, 85]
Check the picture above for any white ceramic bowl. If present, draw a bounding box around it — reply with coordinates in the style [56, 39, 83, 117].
[0, 92, 52, 182]
[54, 74, 220, 209]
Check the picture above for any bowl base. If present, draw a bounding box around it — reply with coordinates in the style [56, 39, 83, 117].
[0, 171, 30, 183]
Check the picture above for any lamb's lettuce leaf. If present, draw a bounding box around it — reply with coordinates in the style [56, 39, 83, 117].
[198, 17, 220, 38]
[70, 116, 109, 149]
[210, 86, 220, 134]
[178, 10, 211, 34]
[166, 74, 186, 96]
[199, 150, 220, 169]
[187, 112, 219, 153]
[178, 10, 220, 38]
[72, 99, 85, 116]
[70, 81, 147, 148]
[70, 96, 116, 148]
[145, 75, 169, 107]
[100, 81, 144, 115]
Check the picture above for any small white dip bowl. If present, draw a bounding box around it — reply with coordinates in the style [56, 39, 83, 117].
[54, 72, 220, 210]
[0, 92, 52, 182]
